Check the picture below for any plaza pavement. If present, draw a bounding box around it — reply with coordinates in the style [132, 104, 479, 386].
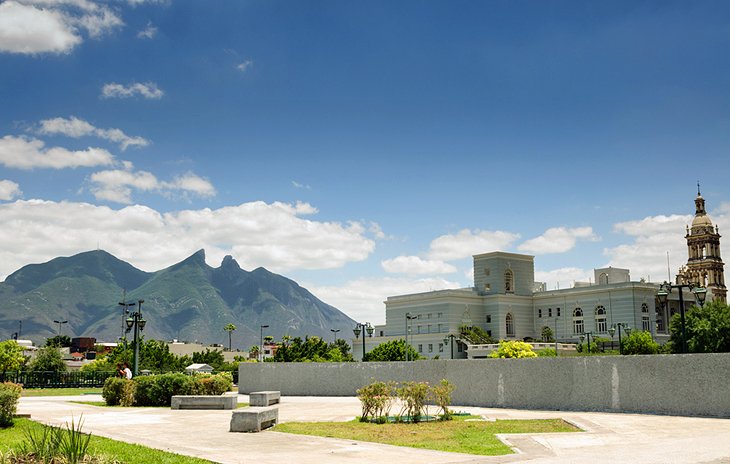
[17, 394, 730, 464]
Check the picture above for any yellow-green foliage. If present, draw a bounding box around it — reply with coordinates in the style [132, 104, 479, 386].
[0, 382, 22, 427]
[489, 340, 537, 358]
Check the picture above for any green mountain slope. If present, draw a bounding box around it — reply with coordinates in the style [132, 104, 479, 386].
[0, 250, 356, 348]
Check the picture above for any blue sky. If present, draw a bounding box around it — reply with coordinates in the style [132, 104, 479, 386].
[1, 0, 729, 324]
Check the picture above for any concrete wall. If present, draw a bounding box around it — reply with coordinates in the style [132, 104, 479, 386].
[239, 353, 730, 418]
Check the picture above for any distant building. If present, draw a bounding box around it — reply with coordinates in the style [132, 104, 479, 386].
[356, 190, 723, 360]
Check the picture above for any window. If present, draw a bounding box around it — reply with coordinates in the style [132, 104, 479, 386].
[379, 330, 383, 337]
[557, 307, 561, 317]
[657, 315, 665, 332]
[428, 344, 433, 353]
[538, 309, 542, 318]
[573, 308, 584, 334]
[505, 269, 514, 293]
[506, 313, 515, 337]
[642, 303, 651, 331]
[484, 268, 490, 276]
[438, 323, 443, 333]
[427, 313, 432, 319]
[458, 342, 463, 352]
[595, 305, 607, 333]
[427, 324, 432, 333]
[486, 315, 492, 323]
[484, 283, 491, 291]
[548, 308, 552, 317]
[418, 344, 423, 353]
[438, 343, 444, 352]
[417, 325, 421, 334]
[437, 312, 443, 318]
[599, 273, 609, 285]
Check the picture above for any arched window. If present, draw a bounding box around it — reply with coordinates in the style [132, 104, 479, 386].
[599, 273, 609, 285]
[595, 305, 607, 333]
[505, 269, 514, 293]
[506, 313, 515, 337]
[573, 307, 584, 334]
[641, 303, 650, 331]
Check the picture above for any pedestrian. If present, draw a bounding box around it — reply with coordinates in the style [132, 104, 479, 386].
[122, 362, 132, 380]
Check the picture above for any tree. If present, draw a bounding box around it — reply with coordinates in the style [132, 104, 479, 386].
[670, 300, 730, 353]
[272, 336, 354, 362]
[45, 335, 71, 348]
[488, 340, 537, 358]
[363, 339, 419, 362]
[192, 348, 225, 369]
[621, 330, 660, 355]
[541, 326, 554, 342]
[223, 323, 236, 351]
[28, 346, 67, 372]
[0, 340, 26, 372]
[459, 325, 495, 344]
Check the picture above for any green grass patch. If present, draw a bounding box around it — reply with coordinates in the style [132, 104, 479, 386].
[69, 401, 250, 408]
[0, 418, 214, 463]
[273, 416, 580, 456]
[21, 388, 103, 397]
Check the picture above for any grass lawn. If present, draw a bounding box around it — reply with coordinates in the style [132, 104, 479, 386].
[0, 418, 214, 464]
[274, 416, 580, 456]
[21, 388, 103, 397]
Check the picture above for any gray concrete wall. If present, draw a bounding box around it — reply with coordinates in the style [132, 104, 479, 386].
[239, 353, 730, 417]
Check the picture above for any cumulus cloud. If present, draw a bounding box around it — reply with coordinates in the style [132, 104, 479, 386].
[89, 168, 216, 204]
[427, 229, 520, 261]
[534, 267, 593, 291]
[518, 226, 599, 255]
[0, 199, 376, 281]
[101, 82, 164, 99]
[292, 180, 310, 190]
[308, 276, 463, 324]
[0, 180, 22, 201]
[136, 21, 157, 39]
[0, 0, 122, 55]
[37, 116, 149, 150]
[236, 60, 253, 72]
[381, 255, 457, 275]
[0, 135, 115, 169]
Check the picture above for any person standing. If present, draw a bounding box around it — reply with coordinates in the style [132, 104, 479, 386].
[122, 362, 132, 380]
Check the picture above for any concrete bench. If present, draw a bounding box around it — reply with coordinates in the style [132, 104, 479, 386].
[249, 390, 280, 406]
[230, 406, 279, 432]
[171, 393, 237, 410]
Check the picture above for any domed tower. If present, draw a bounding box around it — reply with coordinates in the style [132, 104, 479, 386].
[680, 185, 726, 302]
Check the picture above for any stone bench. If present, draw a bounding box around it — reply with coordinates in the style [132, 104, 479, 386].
[230, 406, 279, 432]
[171, 393, 237, 410]
[249, 390, 280, 407]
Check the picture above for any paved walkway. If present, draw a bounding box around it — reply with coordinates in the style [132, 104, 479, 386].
[17, 395, 730, 464]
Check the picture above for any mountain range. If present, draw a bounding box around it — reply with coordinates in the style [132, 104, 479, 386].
[0, 250, 356, 349]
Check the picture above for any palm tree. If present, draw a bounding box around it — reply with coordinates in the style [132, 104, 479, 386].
[224, 323, 236, 351]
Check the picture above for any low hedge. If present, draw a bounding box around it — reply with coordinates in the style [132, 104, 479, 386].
[102, 372, 233, 407]
[0, 382, 22, 427]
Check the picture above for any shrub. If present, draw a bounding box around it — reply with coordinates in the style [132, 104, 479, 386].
[0, 382, 22, 427]
[102, 377, 135, 407]
[622, 331, 660, 355]
[429, 379, 455, 420]
[537, 348, 557, 357]
[396, 381, 430, 423]
[194, 372, 233, 395]
[356, 381, 395, 422]
[489, 340, 537, 358]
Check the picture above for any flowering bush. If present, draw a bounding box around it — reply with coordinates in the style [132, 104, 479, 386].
[489, 340, 537, 358]
[356, 381, 395, 423]
[429, 379, 455, 420]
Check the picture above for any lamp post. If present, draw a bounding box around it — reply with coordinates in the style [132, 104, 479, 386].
[125, 299, 146, 377]
[353, 322, 374, 361]
[608, 326, 616, 351]
[611, 323, 630, 355]
[259, 325, 269, 362]
[52, 319, 68, 335]
[579, 334, 585, 352]
[657, 281, 707, 354]
[330, 328, 340, 344]
[405, 313, 418, 361]
[443, 334, 456, 359]
[118, 300, 136, 353]
[581, 332, 594, 354]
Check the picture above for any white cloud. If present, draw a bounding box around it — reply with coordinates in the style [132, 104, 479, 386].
[137, 21, 157, 39]
[0, 135, 115, 169]
[427, 229, 520, 261]
[518, 226, 599, 255]
[101, 82, 164, 99]
[381, 255, 456, 275]
[308, 276, 462, 324]
[534, 267, 593, 291]
[0, 199, 376, 282]
[237, 60, 253, 72]
[89, 168, 216, 204]
[292, 180, 310, 190]
[0, 180, 22, 201]
[37, 116, 149, 150]
[0, 0, 122, 55]
[0, 1, 81, 54]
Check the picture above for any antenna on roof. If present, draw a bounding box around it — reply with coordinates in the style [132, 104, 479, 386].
[697, 181, 701, 196]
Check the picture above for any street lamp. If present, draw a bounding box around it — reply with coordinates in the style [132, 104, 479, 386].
[259, 325, 269, 362]
[405, 313, 418, 362]
[608, 326, 616, 351]
[118, 300, 136, 353]
[611, 323, 630, 355]
[353, 322, 374, 361]
[52, 319, 68, 335]
[657, 281, 707, 354]
[330, 328, 340, 344]
[443, 334, 456, 359]
[580, 332, 594, 354]
[125, 300, 146, 377]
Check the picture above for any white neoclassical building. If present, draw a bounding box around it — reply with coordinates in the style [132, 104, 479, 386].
[353, 190, 725, 360]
